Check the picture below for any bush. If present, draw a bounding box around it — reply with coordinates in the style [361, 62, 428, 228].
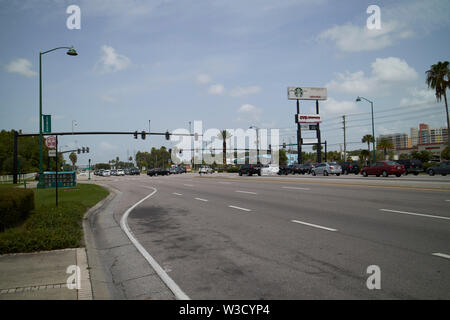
[0, 188, 34, 232]
[226, 166, 239, 173]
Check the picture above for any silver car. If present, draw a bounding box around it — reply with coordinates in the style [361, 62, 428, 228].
[311, 162, 342, 176]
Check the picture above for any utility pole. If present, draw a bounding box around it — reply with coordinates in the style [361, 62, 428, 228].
[343, 115, 347, 162]
[296, 100, 303, 164]
[316, 100, 322, 163]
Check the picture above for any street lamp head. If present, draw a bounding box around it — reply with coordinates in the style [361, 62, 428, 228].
[355, 97, 361, 102]
[66, 46, 78, 56]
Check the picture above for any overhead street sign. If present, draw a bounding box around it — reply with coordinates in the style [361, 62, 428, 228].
[43, 114, 51, 133]
[45, 136, 57, 149]
[288, 87, 327, 100]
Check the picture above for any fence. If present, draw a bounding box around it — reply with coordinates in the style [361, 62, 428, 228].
[1, 173, 36, 184]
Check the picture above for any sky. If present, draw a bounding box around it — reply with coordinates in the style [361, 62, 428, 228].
[0, 0, 449, 165]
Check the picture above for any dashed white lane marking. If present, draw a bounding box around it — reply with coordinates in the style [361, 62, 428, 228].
[228, 205, 252, 212]
[217, 181, 232, 184]
[120, 188, 190, 300]
[380, 209, 450, 221]
[183, 184, 194, 187]
[282, 186, 311, 190]
[173, 192, 183, 196]
[432, 253, 450, 260]
[291, 220, 338, 232]
[235, 190, 258, 195]
[446, 200, 450, 202]
[195, 197, 208, 202]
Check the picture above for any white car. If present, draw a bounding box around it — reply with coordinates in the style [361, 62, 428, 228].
[261, 164, 280, 175]
[199, 165, 213, 174]
[102, 170, 111, 177]
[117, 169, 125, 176]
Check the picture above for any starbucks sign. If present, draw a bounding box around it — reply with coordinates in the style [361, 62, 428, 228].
[288, 87, 327, 100]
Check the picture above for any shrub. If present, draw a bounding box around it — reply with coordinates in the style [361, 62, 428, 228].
[0, 188, 34, 232]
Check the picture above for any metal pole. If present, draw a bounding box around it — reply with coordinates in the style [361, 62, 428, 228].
[88, 159, 91, 180]
[371, 101, 376, 164]
[325, 141, 327, 162]
[39, 52, 43, 188]
[13, 130, 18, 184]
[343, 115, 347, 161]
[256, 127, 260, 164]
[297, 100, 302, 164]
[56, 135, 58, 207]
[316, 100, 322, 163]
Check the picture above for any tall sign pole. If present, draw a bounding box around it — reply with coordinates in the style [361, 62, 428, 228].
[316, 100, 322, 163]
[55, 135, 58, 207]
[296, 99, 302, 164]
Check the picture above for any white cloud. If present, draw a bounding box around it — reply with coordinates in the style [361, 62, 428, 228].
[5, 58, 37, 77]
[100, 94, 118, 103]
[327, 57, 418, 96]
[196, 73, 212, 84]
[237, 103, 263, 122]
[100, 141, 118, 150]
[400, 87, 437, 106]
[230, 86, 262, 97]
[95, 45, 130, 73]
[208, 83, 225, 95]
[321, 98, 359, 116]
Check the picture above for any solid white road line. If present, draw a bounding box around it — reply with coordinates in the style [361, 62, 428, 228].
[380, 209, 450, 221]
[282, 186, 311, 190]
[183, 184, 194, 187]
[432, 253, 450, 259]
[218, 181, 231, 184]
[228, 205, 252, 212]
[235, 190, 258, 195]
[291, 220, 338, 232]
[195, 197, 208, 202]
[173, 192, 183, 196]
[119, 187, 190, 300]
[446, 200, 450, 202]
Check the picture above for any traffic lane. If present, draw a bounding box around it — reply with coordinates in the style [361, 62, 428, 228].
[143, 176, 450, 255]
[128, 182, 450, 299]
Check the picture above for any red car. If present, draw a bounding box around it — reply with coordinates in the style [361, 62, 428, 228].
[361, 161, 406, 177]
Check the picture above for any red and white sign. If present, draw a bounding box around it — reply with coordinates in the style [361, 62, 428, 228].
[45, 136, 57, 149]
[297, 114, 322, 123]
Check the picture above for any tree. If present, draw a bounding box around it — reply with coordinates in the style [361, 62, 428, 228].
[426, 61, 450, 147]
[410, 150, 432, 163]
[312, 144, 323, 151]
[279, 149, 288, 166]
[359, 149, 370, 166]
[376, 137, 394, 159]
[217, 130, 232, 166]
[442, 147, 450, 160]
[362, 134, 375, 163]
[69, 152, 77, 170]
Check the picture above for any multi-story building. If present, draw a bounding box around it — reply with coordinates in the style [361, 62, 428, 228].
[379, 133, 409, 150]
[410, 127, 418, 147]
[419, 123, 430, 144]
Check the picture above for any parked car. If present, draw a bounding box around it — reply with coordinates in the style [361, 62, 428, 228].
[302, 163, 316, 174]
[289, 164, 305, 175]
[238, 164, 262, 176]
[116, 169, 125, 176]
[396, 159, 423, 175]
[311, 162, 342, 176]
[277, 166, 290, 175]
[199, 165, 213, 174]
[147, 168, 169, 176]
[129, 168, 140, 175]
[339, 161, 360, 175]
[102, 170, 111, 177]
[169, 167, 178, 174]
[426, 161, 450, 176]
[360, 161, 405, 177]
[261, 164, 280, 175]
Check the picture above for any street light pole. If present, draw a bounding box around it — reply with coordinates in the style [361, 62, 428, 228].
[38, 46, 78, 188]
[356, 96, 376, 164]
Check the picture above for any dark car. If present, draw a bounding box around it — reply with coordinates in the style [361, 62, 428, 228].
[396, 159, 423, 175]
[238, 163, 261, 176]
[339, 161, 360, 175]
[426, 161, 450, 176]
[302, 163, 316, 174]
[129, 168, 140, 175]
[289, 164, 305, 175]
[278, 166, 290, 175]
[147, 168, 168, 176]
[361, 161, 406, 177]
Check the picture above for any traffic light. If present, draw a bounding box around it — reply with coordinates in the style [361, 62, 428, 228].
[141, 131, 146, 140]
[82, 147, 86, 153]
[134, 131, 138, 139]
[86, 147, 89, 153]
[168, 148, 172, 154]
[77, 148, 81, 154]
[282, 142, 286, 149]
[269, 144, 272, 151]
[179, 149, 183, 154]
[165, 131, 170, 140]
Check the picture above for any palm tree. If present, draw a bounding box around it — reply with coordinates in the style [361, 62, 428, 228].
[217, 130, 232, 166]
[377, 137, 394, 159]
[359, 149, 370, 166]
[426, 61, 450, 147]
[362, 134, 374, 153]
[69, 152, 77, 171]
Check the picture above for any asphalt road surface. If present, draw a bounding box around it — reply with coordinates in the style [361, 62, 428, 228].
[89, 173, 450, 299]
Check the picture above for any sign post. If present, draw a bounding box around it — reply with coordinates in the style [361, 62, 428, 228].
[288, 87, 327, 164]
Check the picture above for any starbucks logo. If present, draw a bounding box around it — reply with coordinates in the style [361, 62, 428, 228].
[294, 87, 303, 98]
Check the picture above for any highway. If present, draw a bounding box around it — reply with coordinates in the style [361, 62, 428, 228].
[88, 173, 450, 299]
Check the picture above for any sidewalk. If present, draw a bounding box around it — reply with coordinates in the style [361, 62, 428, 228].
[0, 248, 92, 300]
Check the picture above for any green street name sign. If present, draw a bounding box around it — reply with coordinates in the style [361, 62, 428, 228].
[43, 114, 51, 133]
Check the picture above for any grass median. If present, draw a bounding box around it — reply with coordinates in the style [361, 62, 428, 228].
[0, 183, 109, 254]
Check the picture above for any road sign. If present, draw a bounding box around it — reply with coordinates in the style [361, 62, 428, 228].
[48, 149, 57, 157]
[288, 87, 327, 100]
[296, 114, 322, 123]
[45, 136, 57, 149]
[43, 115, 51, 133]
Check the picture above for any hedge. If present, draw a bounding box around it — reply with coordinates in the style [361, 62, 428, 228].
[0, 188, 34, 232]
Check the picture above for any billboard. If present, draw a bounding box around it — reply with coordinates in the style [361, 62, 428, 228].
[296, 114, 322, 123]
[288, 87, 327, 100]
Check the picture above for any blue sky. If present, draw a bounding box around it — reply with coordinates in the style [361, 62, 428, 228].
[1, 0, 449, 165]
